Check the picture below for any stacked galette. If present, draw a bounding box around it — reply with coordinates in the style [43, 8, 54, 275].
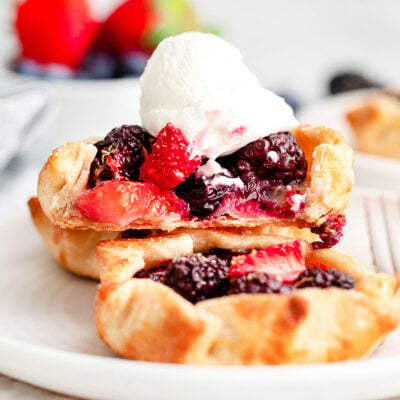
[30, 31, 399, 365]
[30, 119, 400, 365]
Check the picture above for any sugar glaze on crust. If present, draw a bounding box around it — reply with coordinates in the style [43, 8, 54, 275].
[37, 125, 354, 231]
[94, 229, 400, 365]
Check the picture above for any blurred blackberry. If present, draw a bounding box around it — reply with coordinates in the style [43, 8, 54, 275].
[329, 72, 379, 95]
[311, 215, 346, 249]
[134, 266, 167, 283]
[228, 272, 294, 295]
[175, 173, 236, 218]
[163, 252, 231, 303]
[294, 267, 354, 289]
[88, 125, 152, 187]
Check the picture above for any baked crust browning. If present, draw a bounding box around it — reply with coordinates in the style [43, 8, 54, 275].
[347, 94, 400, 159]
[37, 125, 353, 231]
[28, 197, 118, 279]
[94, 230, 399, 365]
[95, 280, 221, 364]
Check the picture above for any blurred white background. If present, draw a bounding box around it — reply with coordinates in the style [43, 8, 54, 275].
[2, 0, 400, 101]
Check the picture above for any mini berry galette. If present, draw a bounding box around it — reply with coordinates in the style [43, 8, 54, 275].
[37, 123, 352, 237]
[94, 229, 400, 365]
[36, 32, 353, 237]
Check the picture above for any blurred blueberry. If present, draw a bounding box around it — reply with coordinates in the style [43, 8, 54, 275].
[78, 51, 118, 79]
[17, 58, 74, 79]
[119, 51, 149, 77]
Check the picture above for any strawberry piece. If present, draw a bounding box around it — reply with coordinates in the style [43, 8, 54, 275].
[140, 123, 201, 190]
[76, 180, 187, 226]
[229, 241, 306, 282]
[96, 0, 155, 54]
[15, 0, 98, 69]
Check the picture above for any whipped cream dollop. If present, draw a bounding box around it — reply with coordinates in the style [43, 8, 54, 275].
[140, 32, 298, 159]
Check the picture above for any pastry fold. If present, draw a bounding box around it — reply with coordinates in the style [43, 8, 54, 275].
[37, 125, 353, 231]
[94, 229, 400, 365]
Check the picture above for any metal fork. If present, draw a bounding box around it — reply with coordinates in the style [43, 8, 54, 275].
[364, 194, 400, 274]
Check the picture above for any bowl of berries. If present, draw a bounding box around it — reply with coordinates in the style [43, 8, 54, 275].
[6, 0, 211, 148]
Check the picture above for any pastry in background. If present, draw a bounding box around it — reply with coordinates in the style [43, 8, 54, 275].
[347, 93, 400, 159]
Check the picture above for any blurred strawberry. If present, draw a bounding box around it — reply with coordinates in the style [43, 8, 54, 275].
[15, 0, 99, 70]
[96, 0, 155, 55]
[96, 0, 207, 58]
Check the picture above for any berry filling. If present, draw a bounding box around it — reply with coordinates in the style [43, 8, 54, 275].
[133, 241, 355, 303]
[140, 123, 202, 190]
[229, 241, 306, 282]
[311, 215, 346, 249]
[81, 124, 312, 226]
[77, 180, 188, 226]
[88, 125, 152, 188]
[217, 132, 307, 187]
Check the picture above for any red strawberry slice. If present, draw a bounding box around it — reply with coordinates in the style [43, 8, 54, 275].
[76, 180, 187, 226]
[140, 123, 201, 190]
[15, 0, 98, 69]
[229, 240, 306, 282]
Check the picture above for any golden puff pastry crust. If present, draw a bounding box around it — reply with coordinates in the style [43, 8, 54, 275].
[347, 93, 400, 159]
[29, 197, 119, 279]
[37, 125, 353, 231]
[94, 229, 400, 365]
[28, 197, 319, 280]
[29, 197, 316, 280]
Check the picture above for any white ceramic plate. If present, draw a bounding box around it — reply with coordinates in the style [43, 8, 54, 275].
[1, 191, 400, 400]
[297, 89, 400, 193]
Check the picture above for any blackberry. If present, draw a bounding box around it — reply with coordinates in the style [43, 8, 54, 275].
[88, 125, 152, 187]
[329, 72, 379, 95]
[163, 252, 231, 303]
[218, 132, 307, 187]
[175, 173, 236, 218]
[311, 215, 346, 249]
[295, 267, 354, 289]
[228, 272, 294, 295]
[134, 266, 167, 283]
